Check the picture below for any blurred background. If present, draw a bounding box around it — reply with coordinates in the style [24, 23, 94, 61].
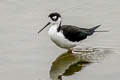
[0, 0, 120, 80]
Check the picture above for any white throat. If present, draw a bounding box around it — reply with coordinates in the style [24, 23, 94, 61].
[48, 17, 76, 49]
[48, 18, 61, 38]
[50, 17, 62, 27]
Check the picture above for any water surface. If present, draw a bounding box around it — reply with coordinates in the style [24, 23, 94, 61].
[0, 0, 120, 80]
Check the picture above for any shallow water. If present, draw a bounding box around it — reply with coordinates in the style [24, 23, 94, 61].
[0, 0, 120, 80]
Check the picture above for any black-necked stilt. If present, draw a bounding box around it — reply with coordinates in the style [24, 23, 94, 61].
[38, 12, 102, 50]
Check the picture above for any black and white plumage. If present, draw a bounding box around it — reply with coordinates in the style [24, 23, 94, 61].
[61, 25, 100, 42]
[38, 12, 101, 49]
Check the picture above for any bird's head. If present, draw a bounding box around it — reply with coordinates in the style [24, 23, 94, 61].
[48, 12, 61, 23]
[38, 12, 62, 33]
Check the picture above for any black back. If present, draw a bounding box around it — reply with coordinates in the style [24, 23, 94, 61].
[61, 25, 100, 42]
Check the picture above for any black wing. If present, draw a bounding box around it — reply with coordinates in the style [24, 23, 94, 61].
[61, 25, 100, 42]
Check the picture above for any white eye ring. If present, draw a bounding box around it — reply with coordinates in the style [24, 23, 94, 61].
[52, 16, 57, 19]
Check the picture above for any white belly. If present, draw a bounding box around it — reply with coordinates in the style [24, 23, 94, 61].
[48, 25, 77, 49]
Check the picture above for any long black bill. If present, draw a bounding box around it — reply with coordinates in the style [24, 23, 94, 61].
[38, 22, 51, 33]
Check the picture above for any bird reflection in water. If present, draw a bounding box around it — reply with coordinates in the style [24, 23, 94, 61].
[50, 48, 111, 80]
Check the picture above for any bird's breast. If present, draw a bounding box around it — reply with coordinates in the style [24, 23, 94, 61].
[48, 25, 63, 46]
[48, 25, 76, 49]
[48, 25, 58, 39]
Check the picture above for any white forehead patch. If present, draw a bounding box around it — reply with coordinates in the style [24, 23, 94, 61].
[52, 16, 57, 19]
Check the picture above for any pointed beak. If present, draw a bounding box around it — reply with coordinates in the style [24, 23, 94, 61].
[38, 22, 51, 33]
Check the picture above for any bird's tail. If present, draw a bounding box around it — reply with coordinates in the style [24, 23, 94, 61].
[88, 25, 109, 36]
[91, 25, 109, 32]
[94, 30, 109, 32]
[90, 25, 101, 31]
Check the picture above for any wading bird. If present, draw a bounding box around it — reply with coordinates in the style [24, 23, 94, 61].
[38, 12, 103, 51]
